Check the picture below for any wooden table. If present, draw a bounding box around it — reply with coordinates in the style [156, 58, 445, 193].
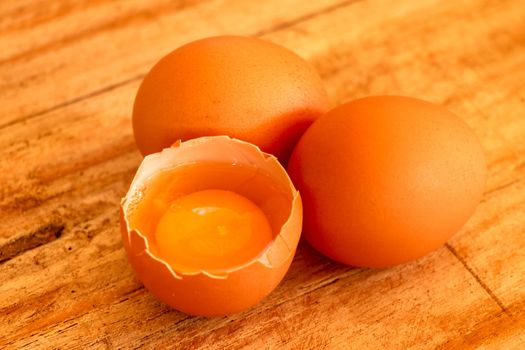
[1, 0, 524, 348]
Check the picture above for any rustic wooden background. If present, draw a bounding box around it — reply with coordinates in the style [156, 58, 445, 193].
[1, 0, 525, 348]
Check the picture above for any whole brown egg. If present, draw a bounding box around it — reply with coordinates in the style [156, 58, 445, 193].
[288, 96, 487, 268]
[132, 36, 330, 162]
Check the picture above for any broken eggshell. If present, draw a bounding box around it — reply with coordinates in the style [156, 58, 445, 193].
[120, 136, 302, 317]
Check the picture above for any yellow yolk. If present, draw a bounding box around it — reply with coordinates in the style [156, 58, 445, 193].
[154, 189, 273, 271]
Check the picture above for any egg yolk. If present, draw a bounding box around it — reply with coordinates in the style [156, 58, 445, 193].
[154, 189, 273, 272]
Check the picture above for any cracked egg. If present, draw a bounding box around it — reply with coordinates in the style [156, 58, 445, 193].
[120, 136, 302, 316]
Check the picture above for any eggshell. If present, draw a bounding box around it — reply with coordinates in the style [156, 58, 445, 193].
[288, 96, 487, 268]
[132, 35, 330, 162]
[121, 136, 302, 316]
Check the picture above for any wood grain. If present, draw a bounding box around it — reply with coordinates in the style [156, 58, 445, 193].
[1, 0, 524, 348]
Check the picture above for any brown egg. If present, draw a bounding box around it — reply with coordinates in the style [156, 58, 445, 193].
[132, 35, 330, 162]
[121, 136, 302, 316]
[288, 96, 486, 268]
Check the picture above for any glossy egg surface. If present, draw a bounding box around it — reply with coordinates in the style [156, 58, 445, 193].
[288, 96, 486, 267]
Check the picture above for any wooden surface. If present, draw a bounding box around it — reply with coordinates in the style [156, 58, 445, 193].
[1, 0, 525, 348]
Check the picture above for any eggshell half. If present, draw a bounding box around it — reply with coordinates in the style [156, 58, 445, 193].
[121, 136, 302, 316]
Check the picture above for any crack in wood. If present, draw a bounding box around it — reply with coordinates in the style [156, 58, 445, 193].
[0, 73, 145, 130]
[308, 277, 342, 294]
[0, 223, 65, 263]
[254, 0, 362, 37]
[115, 285, 144, 304]
[484, 174, 525, 197]
[445, 243, 513, 319]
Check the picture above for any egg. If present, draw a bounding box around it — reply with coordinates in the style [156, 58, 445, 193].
[120, 136, 302, 316]
[287, 96, 486, 268]
[132, 35, 330, 162]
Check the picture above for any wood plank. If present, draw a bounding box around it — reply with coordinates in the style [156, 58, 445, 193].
[1, 0, 524, 348]
[0, 0, 351, 127]
[0, 245, 508, 349]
